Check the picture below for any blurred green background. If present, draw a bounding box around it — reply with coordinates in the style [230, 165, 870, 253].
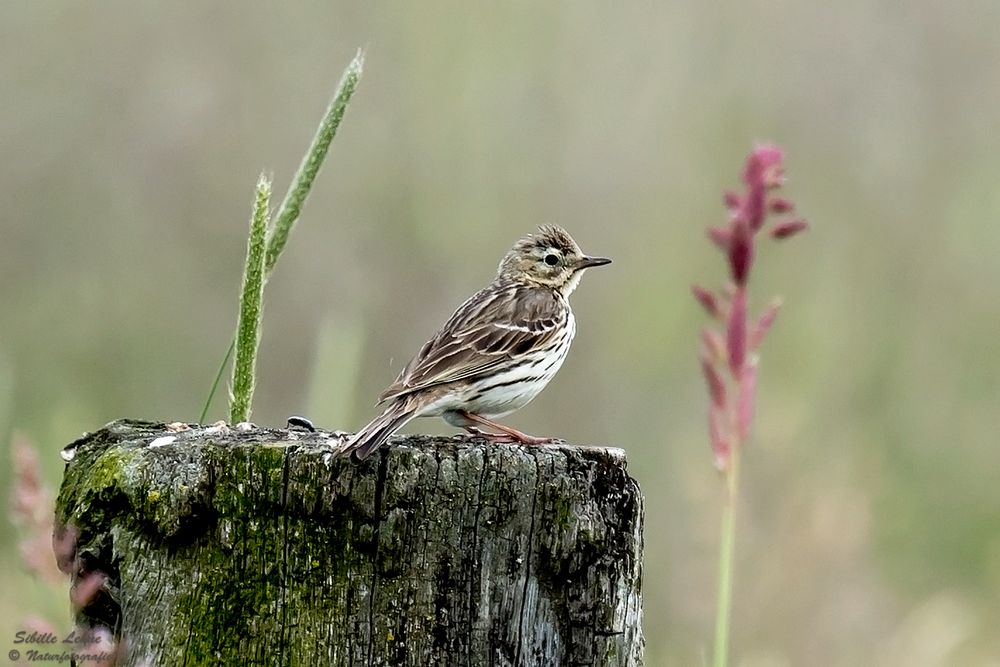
[2, 2, 999, 665]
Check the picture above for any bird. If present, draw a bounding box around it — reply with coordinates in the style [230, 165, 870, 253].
[341, 225, 611, 461]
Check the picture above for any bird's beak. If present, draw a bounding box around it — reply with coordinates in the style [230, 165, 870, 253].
[576, 255, 612, 270]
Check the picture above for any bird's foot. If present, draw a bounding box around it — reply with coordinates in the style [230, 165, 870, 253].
[461, 415, 556, 445]
[464, 426, 517, 443]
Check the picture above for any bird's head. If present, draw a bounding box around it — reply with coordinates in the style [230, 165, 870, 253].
[497, 225, 611, 295]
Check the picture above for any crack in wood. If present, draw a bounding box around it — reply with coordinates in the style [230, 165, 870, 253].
[515, 448, 541, 666]
[279, 447, 292, 667]
[365, 449, 390, 665]
[466, 444, 490, 666]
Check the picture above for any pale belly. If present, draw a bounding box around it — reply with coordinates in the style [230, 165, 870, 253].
[415, 313, 576, 424]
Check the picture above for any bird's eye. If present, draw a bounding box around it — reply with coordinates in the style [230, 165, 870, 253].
[544, 253, 560, 266]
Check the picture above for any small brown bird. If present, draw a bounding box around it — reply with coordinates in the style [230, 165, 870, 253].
[341, 225, 610, 461]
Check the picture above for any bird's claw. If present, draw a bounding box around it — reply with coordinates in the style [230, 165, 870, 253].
[464, 426, 555, 445]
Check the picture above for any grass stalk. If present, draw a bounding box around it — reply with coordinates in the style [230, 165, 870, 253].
[712, 446, 740, 667]
[198, 50, 365, 423]
[265, 49, 364, 274]
[229, 174, 271, 424]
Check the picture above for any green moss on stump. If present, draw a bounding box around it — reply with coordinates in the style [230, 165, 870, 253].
[57, 419, 644, 666]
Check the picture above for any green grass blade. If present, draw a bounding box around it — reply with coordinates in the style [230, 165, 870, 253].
[198, 339, 234, 423]
[265, 49, 364, 274]
[198, 50, 364, 423]
[229, 174, 272, 423]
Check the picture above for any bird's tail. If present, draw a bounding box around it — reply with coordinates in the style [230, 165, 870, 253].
[342, 400, 414, 462]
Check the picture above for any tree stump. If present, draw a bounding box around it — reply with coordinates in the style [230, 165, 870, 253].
[55, 420, 644, 666]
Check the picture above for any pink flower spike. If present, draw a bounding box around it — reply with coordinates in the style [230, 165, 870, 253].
[768, 197, 794, 214]
[11, 432, 46, 526]
[692, 285, 722, 319]
[22, 617, 59, 638]
[71, 572, 107, 611]
[701, 356, 727, 409]
[764, 164, 786, 189]
[53, 524, 79, 574]
[701, 327, 726, 363]
[723, 190, 742, 210]
[742, 144, 784, 187]
[709, 403, 731, 471]
[727, 287, 748, 376]
[745, 187, 767, 231]
[707, 226, 731, 251]
[736, 359, 758, 442]
[744, 145, 786, 229]
[771, 218, 809, 240]
[728, 221, 753, 285]
[750, 298, 782, 349]
[20, 532, 63, 584]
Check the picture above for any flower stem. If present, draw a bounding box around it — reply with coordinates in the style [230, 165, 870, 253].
[229, 174, 272, 424]
[197, 51, 364, 423]
[713, 444, 740, 667]
[198, 339, 234, 423]
[264, 49, 364, 275]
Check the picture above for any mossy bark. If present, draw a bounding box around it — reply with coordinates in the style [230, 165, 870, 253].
[56, 420, 644, 666]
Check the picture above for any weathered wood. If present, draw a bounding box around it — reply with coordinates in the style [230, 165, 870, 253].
[56, 420, 644, 666]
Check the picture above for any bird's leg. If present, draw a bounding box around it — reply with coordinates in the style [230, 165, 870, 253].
[462, 425, 517, 443]
[459, 411, 555, 445]
[462, 426, 513, 442]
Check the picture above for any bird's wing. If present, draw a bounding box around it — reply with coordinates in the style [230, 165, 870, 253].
[377, 283, 567, 403]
